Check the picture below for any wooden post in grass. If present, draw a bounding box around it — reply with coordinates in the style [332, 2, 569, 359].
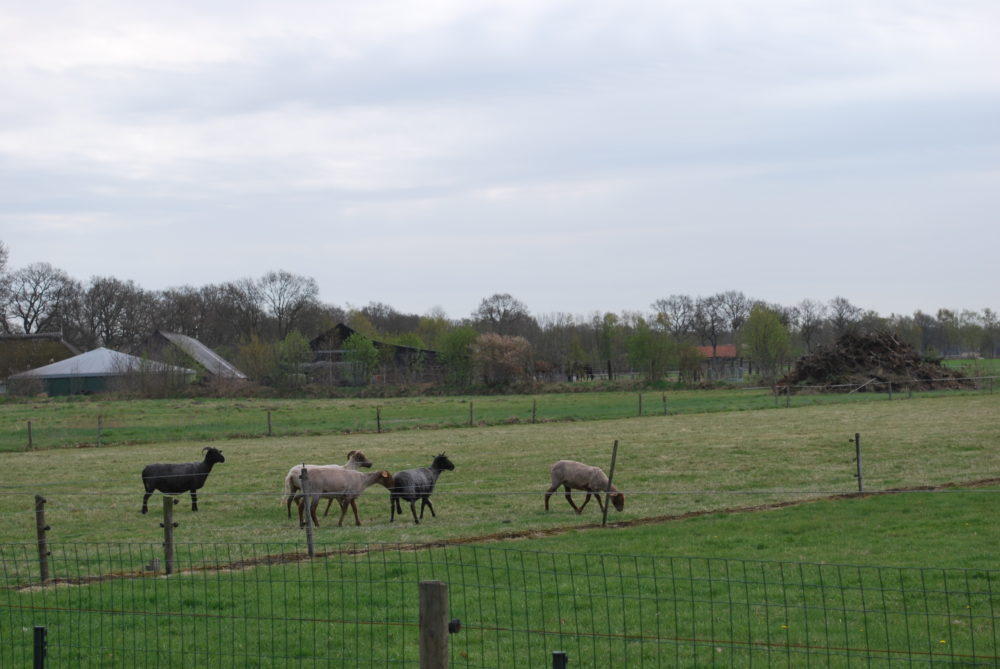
[469, 402, 474, 427]
[888, 382, 893, 400]
[377, 406, 382, 433]
[96, 414, 103, 447]
[602, 440, 620, 528]
[267, 411, 273, 437]
[532, 399, 537, 423]
[27, 420, 33, 450]
[161, 496, 177, 574]
[662, 393, 668, 416]
[638, 393, 643, 417]
[853, 433, 864, 493]
[35, 495, 49, 583]
[419, 580, 449, 669]
[301, 465, 315, 557]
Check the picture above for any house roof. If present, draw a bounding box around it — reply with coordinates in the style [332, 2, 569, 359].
[10, 347, 194, 379]
[697, 345, 739, 358]
[153, 331, 246, 379]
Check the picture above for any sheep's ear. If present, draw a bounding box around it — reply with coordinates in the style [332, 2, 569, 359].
[348, 450, 357, 457]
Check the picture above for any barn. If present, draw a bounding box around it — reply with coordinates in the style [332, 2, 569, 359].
[144, 330, 247, 381]
[8, 347, 195, 395]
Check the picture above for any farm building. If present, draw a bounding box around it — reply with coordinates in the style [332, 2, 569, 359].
[143, 330, 247, 381]
[309, 323, 442, 384]
[697, 344, 746, 381]
[0, 333, 80, 383]
[7, 347, 195, 395]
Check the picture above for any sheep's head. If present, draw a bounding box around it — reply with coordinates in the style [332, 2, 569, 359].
[432, 453, 455, 471]
[375, 470, 394, 488]
[610, 491, 625, 512]
[347, 450, 373, 468]
[203, 447, 226, 464]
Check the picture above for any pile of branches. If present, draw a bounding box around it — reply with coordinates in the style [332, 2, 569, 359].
[779, 330, 972, 392]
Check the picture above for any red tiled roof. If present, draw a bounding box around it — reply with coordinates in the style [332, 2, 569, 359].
[697, 345, 739, 358]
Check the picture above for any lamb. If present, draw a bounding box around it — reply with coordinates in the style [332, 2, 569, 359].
[296, 467, 394, 528]
[544, 459, 624, 514]
[390, 453, 455, 524]
[283, 450, 373, 519]
[140, 446, 226, 514]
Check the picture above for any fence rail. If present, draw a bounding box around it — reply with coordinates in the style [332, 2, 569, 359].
[2, 541, 998, 667]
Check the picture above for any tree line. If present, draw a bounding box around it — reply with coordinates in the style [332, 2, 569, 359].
[1, 240, 997, 389]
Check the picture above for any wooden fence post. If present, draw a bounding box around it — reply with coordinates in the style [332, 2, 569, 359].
[27, 420, 33, 451]
[638, 393, 643, 417]
[602, 440, 620, 528]
[853, 433, 864, 493]
[468, 402, 474, 427]
[420, 580, 449, 669]
[301, 465, 315, 557]
[662, 393, 668, 416]
[96, 414, 103, 447]
[267, 411, 273, 437]
[532, 399, 537, 424]
[35, 495, 49, 583]
[377, 406, 382, 433]
[161, 496, 177, 574]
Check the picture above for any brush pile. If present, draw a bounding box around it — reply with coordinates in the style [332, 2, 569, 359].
[779, 330, 971, 392]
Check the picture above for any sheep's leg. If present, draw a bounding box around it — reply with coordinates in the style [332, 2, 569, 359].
[141, 492, 153, 514]
[409, 500, 420, 524]
[190, 490, 198, 512]
[544, 484, 561, 511]
[350, 499, 362, 526]
[576, 493, 592, 513]
[420, 497, 436, 519]
[593, 493, 606, 514]
[562, 484, 582, 513]
[322, 498, 336, 517]
[336, 499, 351, 527]
[390, 495, 396, 523]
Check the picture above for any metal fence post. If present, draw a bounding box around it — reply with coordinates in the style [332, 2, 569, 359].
[35, 495, 49, 583]
[33, 625, 47, 669]
[552, 650, 569, 668]
[161, 495, 177, 574]
[301, 465, 315, 557]
[420, 580, 449, 669]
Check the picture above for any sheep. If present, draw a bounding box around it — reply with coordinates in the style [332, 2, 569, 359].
[390, 453, 455, 524]
[283, 450, 373, 519]
[140, 446, 226, 514]
[544, 459, 624, 514]
[296, 467, 394, 528]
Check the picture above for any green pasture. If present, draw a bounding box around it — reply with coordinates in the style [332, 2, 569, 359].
[2, 393, 999, 666]
[2, 383, 996, 453]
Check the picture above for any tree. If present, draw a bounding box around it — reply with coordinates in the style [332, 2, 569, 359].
[625, 318, 675, 381]
[693, 294, 726, 358]
[473, 293, 535, 336]
[829, 296, 862, 337]
[258, 270, 319, 339]
[343, 332, 379, 385]
[741, 305, 791, 381]
[718, 290, 752, 339]
[594, 312, 624, 380]
[438, 326, 479, 387]
[651, 295, 695, 342]
[796, 299, 828, 352]
[3, 262, 79, 334]
[472, 333, 533, 388]
[274, 330, 312, 388]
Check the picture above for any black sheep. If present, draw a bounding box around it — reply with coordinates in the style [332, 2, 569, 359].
[140, 447, 226, 514]
[390, 453, 455, 524]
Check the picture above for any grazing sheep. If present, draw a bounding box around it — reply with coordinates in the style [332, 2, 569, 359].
[390, 453, 455, 524]
[544, 459, 624, 514]
[141, 447, 226, 514]
[296, 467, 394, 528]
[283, 450, 373, 519]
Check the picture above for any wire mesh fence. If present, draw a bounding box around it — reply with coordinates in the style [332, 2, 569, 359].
[4, 376, 995, 452]
[2, 541, 997, 667]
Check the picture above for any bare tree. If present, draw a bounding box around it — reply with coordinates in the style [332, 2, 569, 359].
[473, 293, 536, 337]
[828, 296, 862, 337]
[796, 299, 828, 352]
[4, 262, 79, 334]
[693, 294, 726, 357]
[651, 294, 696, 342]
[718, 290, 752, 338]
[257, 270, 320, 339]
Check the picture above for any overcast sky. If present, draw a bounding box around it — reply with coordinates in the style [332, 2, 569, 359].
[2, 0, 998, 321]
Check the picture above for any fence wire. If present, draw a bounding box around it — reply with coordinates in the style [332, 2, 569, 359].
[2, 541, 997, 668]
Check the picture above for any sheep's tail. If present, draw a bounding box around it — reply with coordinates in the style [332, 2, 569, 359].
[282, 467, 300, 517]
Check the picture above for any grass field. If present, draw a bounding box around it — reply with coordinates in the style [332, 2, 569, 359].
[2, 392, 999, 666]
[2, 383, 996, 452]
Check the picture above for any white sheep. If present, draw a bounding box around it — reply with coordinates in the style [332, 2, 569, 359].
[295, 467, 394, 528]
[544, 459, 625, 514]
[283, 450, 372, 519]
